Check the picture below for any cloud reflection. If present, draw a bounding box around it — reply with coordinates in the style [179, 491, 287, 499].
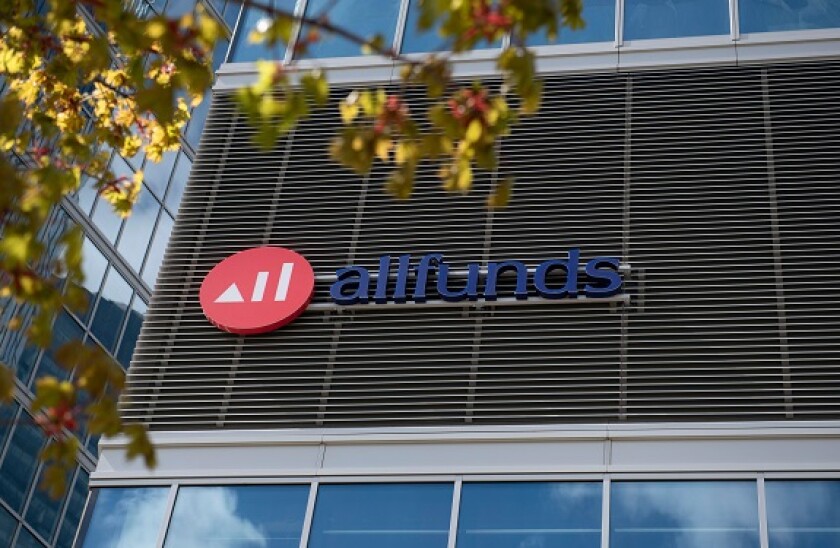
[164, 487, 268, 548]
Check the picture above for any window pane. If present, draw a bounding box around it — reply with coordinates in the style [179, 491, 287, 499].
[24, 461, 72, 541]
[0, 417, 47, 511]
[308, 483, 452, 548]
[740, 0, 840, 33]
[164, 485, 310, 547]
[610, 481, 759, 548]
[79, 237, 108, 321]
[142, 212, 174, 287]
[457, 482, 602, 548]
[165, 152, 192, 211]
[0, 504, 16, 547]
[118, 186, 161, 272]
[223, 1, 241, 29]
[117, 297, 147, 368]
[80, 487, 170, 548]
[0, 402, 19, 452]
[142, 151, 177, 199]
[56, 470, 89, 548]
[402, 0, 502, 53]
[230, 2, 295, 62]
[298, 0, 401, 59]
[624, 0, 730, 40]
[15, 526, 46, 548]
[32, 312, 84, 384]
[766, 480, 840, 548]
[186, 97, 211, 150]
[527, 0, 616, 45]
[91, 269, 132, 351]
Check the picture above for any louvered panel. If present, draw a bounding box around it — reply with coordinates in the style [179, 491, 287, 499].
[123, 60, 840, 430]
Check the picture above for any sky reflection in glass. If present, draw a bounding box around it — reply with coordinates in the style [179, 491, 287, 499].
[458, 482, 602, 548]
[766, 481, 840, 548]
[610, 481, 759, 548]
[80, 487, 169, 548]
[625, 0, 730, 40]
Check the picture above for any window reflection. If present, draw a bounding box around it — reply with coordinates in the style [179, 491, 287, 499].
[118, 186, 161, 273]
[611, 481, 759, 548]
[91, 268, 132, 351]
[0, 505, 15, 547]
[15, 527, 46, 548]
[766, 480, 840, 548]
[624, 0, 730, 40]
[740, 0, 840, 33]
[164, 485, 309, 548]
[0, 414, 47, 511]
[80, 487, 170, 548]
[526, 0, 616, 45]
[80, 237, 108, 321]
[117, 296, 147, 368]
[458, 482, 602, 548]
[33, 312, 84, 383]
[25, 459, 72, 540]
[298, 0, 402, 59]
[165, 152, 192, 211]
[56, 470, 89, 548]
[402, 0, 503, 53]
[308, 483, 452, 548]
[142, 212, 174, 287]
[142, 151, 177, 200]
[230, 1, 296, 62]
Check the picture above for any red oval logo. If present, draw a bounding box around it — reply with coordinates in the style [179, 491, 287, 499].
[200, 247, 315, 335]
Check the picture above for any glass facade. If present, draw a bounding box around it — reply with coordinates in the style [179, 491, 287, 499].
[78, 480, 840, 548]
[0, 0, 234, 544]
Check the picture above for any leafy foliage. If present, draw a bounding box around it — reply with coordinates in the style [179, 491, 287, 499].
[0, 0, 583, 497]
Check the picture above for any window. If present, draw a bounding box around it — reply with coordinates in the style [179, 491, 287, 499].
[527, 0, 616, 45]
[117, 296, 147, 368]
[740, 0, 840, 33]
[165, 152, 192, 211]
[297, 0, 402, 59]
[766, 480, 840, 547]
[0, 416, 47, 511]
[457, 482, 602, 548]
[79, 487, 170, 547]
[624, 0, 730, 40]
[0, 505, 16, 547]
[79, 237, 108, 321]
[308, 483, 453, 548]
[55, 470, 89, 548]
[230, 1, 296, 62]
[164, 485, 310, 547]
[24, 462, 73, 541]
[142, 151, 177, 200]
[142, 212, 174, 287]
[117, 186, 161, 272]
[32, 312, 84, 384]
[15, 527, 46, 548]
[610, 481, 760, 548]
[90, 268, 132, 351]
[401, 0, 503, 53]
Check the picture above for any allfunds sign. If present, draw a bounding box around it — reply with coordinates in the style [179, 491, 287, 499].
[200, 246, 623, 335]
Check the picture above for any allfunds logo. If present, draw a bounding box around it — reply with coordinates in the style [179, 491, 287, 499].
[200, 247, 315, 335]
[201, 247, 623, 334]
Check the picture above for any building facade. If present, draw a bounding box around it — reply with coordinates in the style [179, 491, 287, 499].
[78, 0, 840, 547]
[0, 1, 238, 546]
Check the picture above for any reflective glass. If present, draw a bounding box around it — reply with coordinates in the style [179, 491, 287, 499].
[223, 1, 241, 29]
[0, 416, 47, 511]
[527, 0, 616, 45]
[13, 343, 40, 383]
[402, 0, 502, 53]
[0, 504, 16, 547]
[308, 483, 453, 548]
[56, 470, 89, 548]
[142, 151, 177, 199]
[766, 480, 840, 548]
[165, 152, 192, 211]
[25, 461, 72, 541]
[230, 2, 296, 62]
[79, 237, 108, 320]
[740, 0, 840, 33]
[457, 482, 602, 548]
[92, 157, 132, 243]
[0, 402, 19, 451]
[32, 312, 84, 384]
[624, 0, 730, 40]
[80, 487, 170, 548]
[117, 296, 147, 368]
[165, 0, 194, 17]
[91, 268, 132, 351]
[142, 212, 174, 287]
[164, 485, 310, 548]
[610, 481, 759, 548]
[15, 526, 46, 548]
[298, 0, 402, 59]
[186, 97, 210, 149]
[118, 186, 161, 272]
[76, 173, 98, 213]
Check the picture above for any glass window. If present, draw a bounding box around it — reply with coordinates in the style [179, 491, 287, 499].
[298, 0, 402, 59]
[92, 156, 133, 243]
[32, 312, 84, 384]
[212, 37, 231, 72]
[14, 343, 41, 384]
[186, 96, 210, 150]
[308, 483, 453, 548]
[624, 0, 730, 40]
[79, 487, 170, 548]
[76, 173, 98, 214]
[165, 151, 192, 211]
[0, 504, 16, 547]
[527, 0, 616, 45]
[740, 0, 840, 33]
[24, 461, 72, 541]
[766, 480, 840, 547]
[230, 1, 296, 62]
[142, 151, 177, 200]
[165, 0, 194, 17]
[457, 482, 602, 548]
[0, 402, 19, 452]
[223, 1, 241, 29]
[610, 481, 760, 548]
[117, 186, 161, 272]
[0, 417, 47, 511]
[142, 212, 174, 287]
[90, 268, 132, 351]
[56, 471, 89, 548]
[117, 296, 147, 368]
[402, 0, 503, 53]
[15, 526, 46, 548]
[164, 485, 310, 547]
[79, 237, 108, 321]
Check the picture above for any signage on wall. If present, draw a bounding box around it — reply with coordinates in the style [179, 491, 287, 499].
[200, 246, 623, 335]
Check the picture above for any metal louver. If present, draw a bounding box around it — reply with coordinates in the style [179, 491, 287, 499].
[122, 60, 840, 429]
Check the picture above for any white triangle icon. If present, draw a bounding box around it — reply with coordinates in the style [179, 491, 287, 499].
[215, 283, 245, 303]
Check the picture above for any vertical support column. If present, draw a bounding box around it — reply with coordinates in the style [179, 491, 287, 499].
[299, 481, 320, 548]
[393, 0, 411, 56]
[615, 0, 625, 48]
[447, 478, 463, 548]
[730, 0, 741, 41]
[760, 69, 794, 418]
[601, 477, 612, 548]
[757, 475, 770, 548]
[154, 484, 179, 548]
